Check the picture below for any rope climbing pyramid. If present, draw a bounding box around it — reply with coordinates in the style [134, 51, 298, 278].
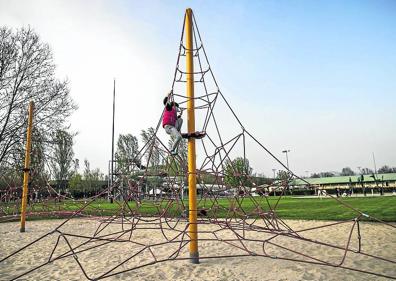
[0, 8, 395, 280]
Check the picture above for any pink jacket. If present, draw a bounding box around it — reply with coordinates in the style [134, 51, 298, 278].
[162, 106, 177, 127]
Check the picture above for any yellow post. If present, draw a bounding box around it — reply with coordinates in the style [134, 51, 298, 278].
[20, 101, 34, 232]
[185, 8, 199, 264]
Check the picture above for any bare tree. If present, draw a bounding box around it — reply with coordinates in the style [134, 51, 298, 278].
[341, 167, 355, 176]
[50, 130, 74, 188]
[224, 157, 253, 188]
[30, 128, 48, 186]
[141, 127, 160, 168]
[361, 168, 374, 175]
[82, 159, 104, 196]
[319, 171, 335, 177]
[115, 133, 139, 174]
[0, 26, 76, 167]
[378, 165, 396, 174]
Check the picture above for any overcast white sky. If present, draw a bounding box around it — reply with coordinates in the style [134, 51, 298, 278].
[1, 0, 395, 177]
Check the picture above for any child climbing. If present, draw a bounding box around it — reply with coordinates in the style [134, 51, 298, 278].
[162, 95, 205, 155]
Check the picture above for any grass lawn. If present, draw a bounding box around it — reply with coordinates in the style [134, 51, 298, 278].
[266, 196, 396, 221]
[1, 196, 395, 222]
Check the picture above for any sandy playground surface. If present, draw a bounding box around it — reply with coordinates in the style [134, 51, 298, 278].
[0, 218, 395, 281]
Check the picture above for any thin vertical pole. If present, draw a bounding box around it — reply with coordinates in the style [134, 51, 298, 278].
[282, 149, 290, 170]
[185, 8, 199, 264]
[372, 152, 378, 188]
[20, 101, 34, 232]
[286, 152, 289, 170]
[372, 152, 377, 175]
[110, 79, 116, 203]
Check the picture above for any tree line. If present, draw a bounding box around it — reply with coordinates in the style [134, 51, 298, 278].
[310, 165, 396, 178]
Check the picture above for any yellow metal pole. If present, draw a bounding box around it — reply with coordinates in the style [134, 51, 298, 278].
[185, 8, 199, 264]
[20, 101, 34, 232]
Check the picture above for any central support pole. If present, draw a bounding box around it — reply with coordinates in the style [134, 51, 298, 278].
[185, 8, 199, 264]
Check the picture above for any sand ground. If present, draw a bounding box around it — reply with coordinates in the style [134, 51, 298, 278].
[0, 218, 395, 281]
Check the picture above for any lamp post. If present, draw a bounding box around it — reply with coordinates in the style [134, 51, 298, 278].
[282, 150, 290, 170]
[272, 169, 276, 179]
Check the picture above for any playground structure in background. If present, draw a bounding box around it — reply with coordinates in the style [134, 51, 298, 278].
[0, 8, 395, 280]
